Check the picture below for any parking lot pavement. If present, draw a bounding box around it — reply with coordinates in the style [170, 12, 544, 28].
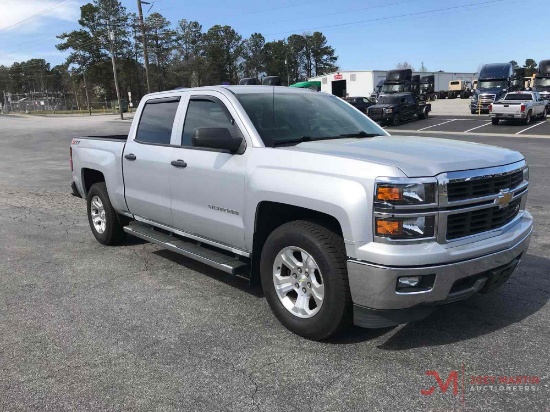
[385, 115, 550, 137]
[1, 115, 549, 411]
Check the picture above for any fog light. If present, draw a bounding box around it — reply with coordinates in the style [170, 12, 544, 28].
[396, 274, 436, 293]
[398, 276, 421, 287]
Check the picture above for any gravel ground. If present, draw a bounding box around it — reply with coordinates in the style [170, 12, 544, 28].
[0, 114, 548, 411]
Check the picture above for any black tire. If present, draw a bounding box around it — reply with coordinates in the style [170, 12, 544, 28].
[379, 120, 387, 127]
[87, 182, 126, 245]
[491, 118, 499, 125]
[523, 111, 532, 125]
[471, 109, 477, 115]
[260, 221, 352, 340]
[392, 114, 400, 126]
[418, 107, 429, 120]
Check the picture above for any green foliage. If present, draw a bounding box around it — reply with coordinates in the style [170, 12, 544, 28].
[2, 2, 339, 102]
[523, 59, 537, 76]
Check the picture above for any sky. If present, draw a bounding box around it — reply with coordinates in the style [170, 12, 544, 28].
[0, 0, 547, 73]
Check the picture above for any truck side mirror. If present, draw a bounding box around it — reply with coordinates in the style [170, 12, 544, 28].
[192, 128, 244, 154]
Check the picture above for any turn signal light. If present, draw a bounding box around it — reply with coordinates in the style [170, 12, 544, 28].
[377, 186, 402, 201]
[376, 219, 402, 236]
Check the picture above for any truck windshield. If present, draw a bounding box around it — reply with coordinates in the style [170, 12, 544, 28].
[504, 94, 532, 101]
[377, 96, 401, 104]
[235, 91, 385, 146]
[381, 84, 403, 92]
[478, 80, 507, 89]
[535, 78, 550, 87]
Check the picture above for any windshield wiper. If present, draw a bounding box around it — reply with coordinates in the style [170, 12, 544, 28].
[273, 132, 381, 146]
[339, 131, 381, 138]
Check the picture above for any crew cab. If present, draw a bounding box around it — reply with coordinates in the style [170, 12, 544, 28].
[366, 92, 431, 126]
[490, 91, 548, 125]
[70, 86, 532, 340]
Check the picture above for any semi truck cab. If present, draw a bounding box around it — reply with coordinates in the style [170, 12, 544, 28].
[471, 63, 513, 114]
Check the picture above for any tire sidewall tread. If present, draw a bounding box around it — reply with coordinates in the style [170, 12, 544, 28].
[260, 220, 351, 340]
[87, 182, 126, 246]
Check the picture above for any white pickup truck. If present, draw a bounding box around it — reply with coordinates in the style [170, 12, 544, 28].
[490, 91, 548, 125]
[70, 86, 532, 340]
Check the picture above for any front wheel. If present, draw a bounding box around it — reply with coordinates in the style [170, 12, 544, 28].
[392, 114, 401, 126]
[87, 182, 126, 245]
[491, 118, 499, 125]
[260, 221, 352, 340]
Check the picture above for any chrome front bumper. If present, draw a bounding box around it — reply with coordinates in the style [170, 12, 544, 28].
[348, 213, 532, 311]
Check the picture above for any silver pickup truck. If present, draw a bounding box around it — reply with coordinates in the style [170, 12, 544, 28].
[70, 86, 532, 340]
[490, 91, 548, 125]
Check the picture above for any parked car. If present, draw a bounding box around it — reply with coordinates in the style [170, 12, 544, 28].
[490, 91, 548, 125]
[344, 96, 376, 113]
[367, 92, 431, 126]
[70, 85, 532, 340]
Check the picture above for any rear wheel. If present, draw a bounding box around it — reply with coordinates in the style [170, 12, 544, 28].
[491, 118, 499, 125]
[87, 182, 126, 245]
[418, 107, 429, 120]
[260, 221, 352, 340]
[523, 111, 532, 125]
[471, 109, 477, 115]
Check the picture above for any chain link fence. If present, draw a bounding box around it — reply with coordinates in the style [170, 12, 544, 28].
[1, 92, 137, 115]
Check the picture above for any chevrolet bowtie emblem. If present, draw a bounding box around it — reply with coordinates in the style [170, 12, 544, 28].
[495, 190, 513, 209]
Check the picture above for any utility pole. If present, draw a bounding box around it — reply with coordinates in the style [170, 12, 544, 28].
[137, 0, 151, 93]
[109, 30, 124, 120]
[82, 71, 92, 116]
[78, 53, 92, 116]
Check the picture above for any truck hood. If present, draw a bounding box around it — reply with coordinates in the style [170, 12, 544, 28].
[283, 136, 523, 177]
[368, 103, 394, 110]
[475, 88, 507, 96]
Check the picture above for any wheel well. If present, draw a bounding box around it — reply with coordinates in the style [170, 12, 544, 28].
[82, 169, 105, 195]
[250, 201, 343, 286]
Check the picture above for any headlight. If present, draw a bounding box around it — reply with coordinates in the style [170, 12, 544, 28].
[375, 216, 435, 239]
[376, 182, 436, 205]
[383, 107, 393, 113]
[523, 166, 529, 182]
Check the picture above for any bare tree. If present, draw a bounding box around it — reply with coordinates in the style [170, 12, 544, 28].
[396, 62, 415, 71]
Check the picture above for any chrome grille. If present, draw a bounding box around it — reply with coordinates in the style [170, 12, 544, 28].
[446, 198, 521, 240]
[438, 163, 528, 242]
[447, 169, 523, 201]
[479, 94, 496, 103]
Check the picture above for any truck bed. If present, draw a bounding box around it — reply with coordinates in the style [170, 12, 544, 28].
[71, 135, 128, 213]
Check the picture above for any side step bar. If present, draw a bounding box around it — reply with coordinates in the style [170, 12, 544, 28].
[124, 222, 249, 275]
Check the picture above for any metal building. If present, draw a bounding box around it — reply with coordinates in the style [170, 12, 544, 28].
[308, 70, 477, 97]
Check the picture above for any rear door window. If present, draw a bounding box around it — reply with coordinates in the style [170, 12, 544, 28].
[135, 97, 181, 145]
